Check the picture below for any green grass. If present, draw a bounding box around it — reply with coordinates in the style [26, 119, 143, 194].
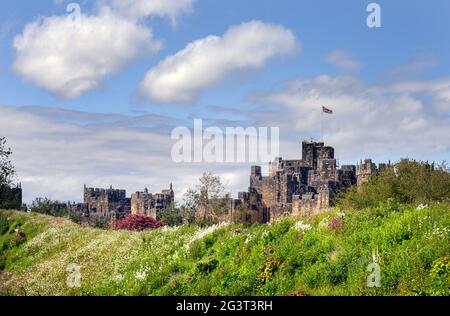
[0, 202, 449, 296]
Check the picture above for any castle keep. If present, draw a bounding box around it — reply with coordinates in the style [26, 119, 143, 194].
[83, 185, 130, 215]
[229, 140, 387, 224]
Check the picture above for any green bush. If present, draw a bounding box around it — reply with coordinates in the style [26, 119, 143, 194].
[187, 239, 203, 260]
[0, 254, 6, 270]
[339, 160, 450, 209]
[92, 216, 111, 229]
[69, 211, 84, 225]
[159, 203, 183, 226]
[196, 256, 219, 275]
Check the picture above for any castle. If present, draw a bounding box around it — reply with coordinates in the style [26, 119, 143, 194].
[73, 184, 174, 221]
[71, 140, 388, 225]
[229, 140, 388, 224]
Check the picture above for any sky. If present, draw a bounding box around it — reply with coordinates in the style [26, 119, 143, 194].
[0, 0, 449, 204]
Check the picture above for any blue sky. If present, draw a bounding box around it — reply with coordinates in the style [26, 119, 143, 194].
[2, 0, 449, 115]
[0, 0, 449, 203]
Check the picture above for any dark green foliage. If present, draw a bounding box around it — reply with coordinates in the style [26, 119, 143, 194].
[0, 185, 22, 210]
[339, 159, 450, 209]
[92, 216, 111, 229]
[0, 138, 22, 210]
[0, 212, 10, 235]
[160, 203, 183, 226]
[68, 211, 84, 225]
[196, 256, 218, 275]
[30, 198, 69, 217]
[0, 137, 15, 187]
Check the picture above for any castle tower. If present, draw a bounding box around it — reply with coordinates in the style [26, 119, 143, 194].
[302, 141, 334, 170]
[356, 159, 377, 188]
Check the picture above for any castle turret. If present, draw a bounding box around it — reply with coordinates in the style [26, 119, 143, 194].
[356, 159, 377, 188]
[302, 140, 334, 170]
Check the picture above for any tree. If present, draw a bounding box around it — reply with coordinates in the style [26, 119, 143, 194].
[0, 137, 15, 187]
[0, 138, 21, 210]
[159, 202, 183, 226]
[182, 172, 230, 226]
[181, 188, 200, 225]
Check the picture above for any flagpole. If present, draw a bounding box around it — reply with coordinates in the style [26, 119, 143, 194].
[321, 108, 324, 142]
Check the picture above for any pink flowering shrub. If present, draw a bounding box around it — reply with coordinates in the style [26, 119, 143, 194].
[116, 214, 162, 231]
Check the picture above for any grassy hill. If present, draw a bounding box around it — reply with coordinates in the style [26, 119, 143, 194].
[0, 202, 449, 296]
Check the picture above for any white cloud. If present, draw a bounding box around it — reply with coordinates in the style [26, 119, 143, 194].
[0, 106, 251, 204]
[13, 10, 160, 99]
[139, 21, 300, 103]
[101, 0, 195, 25]
[387, 58, 436, 78]
[259, 75, 450, 161]
[389, 78, 450, 112]
[326, 49, 363, 72]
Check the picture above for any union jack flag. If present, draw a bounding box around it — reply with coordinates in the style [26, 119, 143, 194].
[322, 106, 333, 114]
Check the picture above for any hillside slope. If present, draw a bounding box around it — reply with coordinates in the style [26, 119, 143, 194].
[0, 202, 449, 296]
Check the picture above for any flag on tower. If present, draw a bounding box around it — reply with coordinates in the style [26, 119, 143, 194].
[322, 106, 333, 114]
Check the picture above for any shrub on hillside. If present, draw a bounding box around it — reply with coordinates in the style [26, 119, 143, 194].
[196, 256, 219, 275]
[92, 216, 111, 229]
[115, 214, 162, 231]
[338, 159, 450, 209]
[68, 211, 84, 225]
[30, 198, 69, 217]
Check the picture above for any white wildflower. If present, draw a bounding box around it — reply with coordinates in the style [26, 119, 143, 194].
[135, 270, 146, 281]
[186, 222, 230, 252]
[114, 274, 124, 282]
[319, 217, 330, 228]
[432, 227, 449, 238]
[417, 203, 428, 210]
[294, 220, 312, 232]
[160, 225, 180, 233]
